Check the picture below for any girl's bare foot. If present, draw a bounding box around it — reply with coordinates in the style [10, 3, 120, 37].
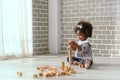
[85, 58, 91, 69]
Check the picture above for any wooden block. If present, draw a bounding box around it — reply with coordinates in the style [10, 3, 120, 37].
[33, 74, 38, 78]
[61, 61, 65, 71]
[66, 72, 71, 76]
[67, 65, 71, 69]
[65, 67, 69, 72]
[60, 70, 66, 75]
[37, 66, 44, 72]
[52, 67, 57, 70]
[37, 67, 40, 70]
[37, 66, 42, 70]
[56, 72, 61, 76]
[48, 66, 57, 71]
[79, 63, 84, 68]
[69, 70, 76, 74]
[50, 71, 56, 76]
[39, 67, 44, 72]
[44, 66, 49, 69]
[46, 71, 53, 77]
[17, 71, 22, 77]
[43, 72, 52, 78]
[65, 68, 69, 72]
[39, 72, 43, 76]
[65, 65, 71, 71]
[42, 66, 49, 69]
[69, 46, 72, 65]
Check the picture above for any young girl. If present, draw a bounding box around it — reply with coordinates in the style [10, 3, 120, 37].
[67, 21, 93, 69]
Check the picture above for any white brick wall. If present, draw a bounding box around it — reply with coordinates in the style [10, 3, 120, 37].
[32, 0, 120, 57]
[32, 0, 49, 55]
[61, 0, 120, 57]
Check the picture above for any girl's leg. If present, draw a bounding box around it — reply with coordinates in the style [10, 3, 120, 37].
[85, 58, 91, 69]
[67, 56, 79, 64]
[73, 61, 80, 65]
[80, 58, 93, 69]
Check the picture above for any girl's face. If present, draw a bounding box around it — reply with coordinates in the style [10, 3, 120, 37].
[76, 30, 86, 41]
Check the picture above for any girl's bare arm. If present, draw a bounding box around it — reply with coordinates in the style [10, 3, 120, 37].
[69, 41, 82, 51]
[71, 41, 82, 51]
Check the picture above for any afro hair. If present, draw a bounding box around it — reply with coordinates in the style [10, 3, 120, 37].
[75, 21, 93, 38]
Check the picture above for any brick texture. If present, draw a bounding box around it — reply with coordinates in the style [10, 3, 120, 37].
[32, 0, 49, 55]
[61, 0, 120, 57]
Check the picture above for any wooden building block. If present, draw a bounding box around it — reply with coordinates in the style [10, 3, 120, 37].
[44, 66, 49, 69]
[17, 71, 23, 77]
[37, 67, 40, 70]
[66, 65, 71, 71]
[37, 66, 44, 72]
[66, 72, 71, 76]
[79, 63, 84, 68]
[61, 61, 65, 71]
[60, 70, 66, 75]
[69, 46, 72, 65]
[33, 74, 38, 78]
[39, 72, 43, 76]
[69, 70, 76, 74]
[39, 68, 44, 72]
[48, 66, 57, 71]
[50, 71, 56, 76]
[56, 72, 61, 76]
[43, 72, 52, 78]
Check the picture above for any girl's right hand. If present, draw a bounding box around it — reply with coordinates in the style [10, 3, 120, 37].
[68, 40, 76, 51]
[69, 40, 76, 46]
[68, 40, 73, 45]
[68, 40, 72, 45]
[69, 40, 81, 51]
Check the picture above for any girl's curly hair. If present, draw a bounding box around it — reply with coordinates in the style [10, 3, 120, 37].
[75, 21, 93, 38]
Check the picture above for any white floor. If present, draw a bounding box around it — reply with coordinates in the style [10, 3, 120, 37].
[0, 55, 120, 80]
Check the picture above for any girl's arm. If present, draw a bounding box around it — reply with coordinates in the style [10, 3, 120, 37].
[69, 41, 76, 51]
[70, 45, 76, 51]
[69, 41, 82, 51]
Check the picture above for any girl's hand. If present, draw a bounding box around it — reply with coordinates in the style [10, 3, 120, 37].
[68, 40, 76, 46]
[68, 40, 76, 51]
[69, 40, 81, 51]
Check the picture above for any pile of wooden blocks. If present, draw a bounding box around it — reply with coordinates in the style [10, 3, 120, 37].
[17, 46, 78, 79]
[34, 61, 76, 78]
